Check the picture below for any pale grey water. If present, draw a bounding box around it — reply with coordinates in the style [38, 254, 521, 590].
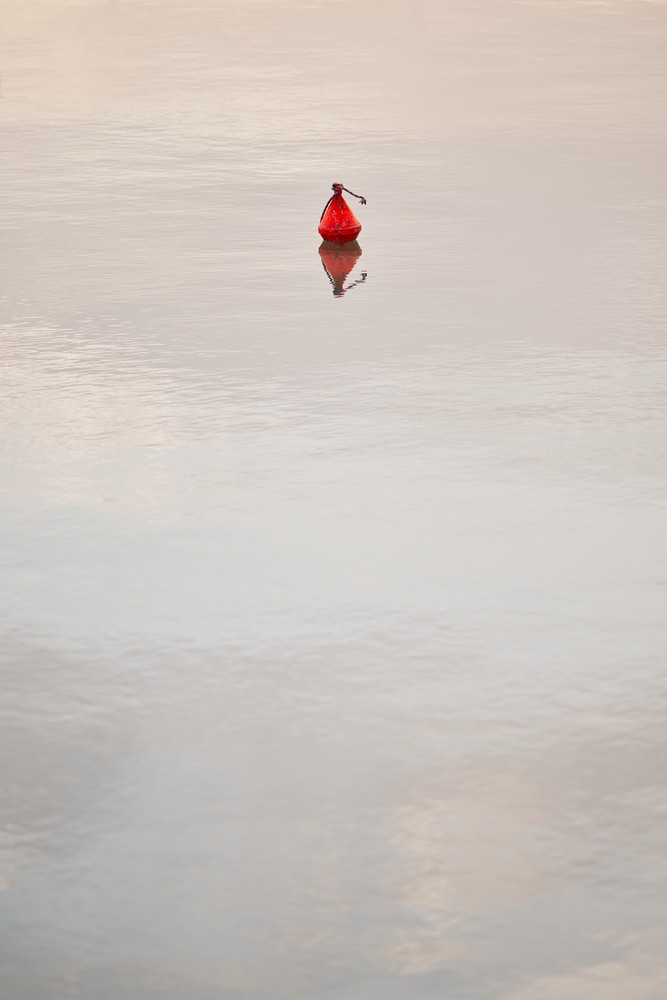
[1, 0, 667, 997]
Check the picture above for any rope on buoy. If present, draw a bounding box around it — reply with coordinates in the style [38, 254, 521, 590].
[341, 185, 367, 205]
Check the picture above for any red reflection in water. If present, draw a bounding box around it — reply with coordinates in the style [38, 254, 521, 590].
[319, 241, 367, 297]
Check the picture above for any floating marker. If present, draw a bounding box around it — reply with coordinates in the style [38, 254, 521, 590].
[318, 182, 366, 244]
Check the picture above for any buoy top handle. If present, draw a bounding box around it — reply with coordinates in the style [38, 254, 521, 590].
[331, 182, 367, 206]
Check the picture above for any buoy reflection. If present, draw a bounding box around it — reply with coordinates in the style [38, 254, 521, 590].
[319, 240, 367, 298]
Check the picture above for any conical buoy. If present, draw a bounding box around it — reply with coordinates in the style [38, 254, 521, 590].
[318, 182, 366, 244]
[319, 240, 367, 297]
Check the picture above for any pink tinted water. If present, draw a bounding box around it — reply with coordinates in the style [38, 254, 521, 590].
[1, 1, 666, 997]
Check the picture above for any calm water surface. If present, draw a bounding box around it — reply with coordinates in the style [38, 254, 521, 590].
[1, 0, 667, 997]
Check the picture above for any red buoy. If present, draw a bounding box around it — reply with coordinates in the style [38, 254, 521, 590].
[318, 182, 366, 244]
